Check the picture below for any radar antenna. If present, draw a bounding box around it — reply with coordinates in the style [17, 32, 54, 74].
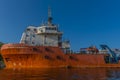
[48, 7, 53, 26]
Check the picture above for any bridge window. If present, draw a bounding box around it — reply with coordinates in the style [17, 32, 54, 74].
[34, 29, 37, 32]
[33, 35, 35, 37]
[27, 28, 30, 31]
[46, 27, 56, 30]
[26, 35, 29, 37]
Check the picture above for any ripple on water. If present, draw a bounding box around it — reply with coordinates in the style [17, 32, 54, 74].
[0, 68, 120, 80]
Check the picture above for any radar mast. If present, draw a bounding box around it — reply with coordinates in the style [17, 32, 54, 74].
[48, 7, 53, 26]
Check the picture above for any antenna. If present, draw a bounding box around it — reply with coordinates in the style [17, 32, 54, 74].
[41, 17, 45, 26]
[48, 6, 52, 26]
[48, 7, 52, 18]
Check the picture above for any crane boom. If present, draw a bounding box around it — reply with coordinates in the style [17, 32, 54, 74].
[100, 44, 118, 63]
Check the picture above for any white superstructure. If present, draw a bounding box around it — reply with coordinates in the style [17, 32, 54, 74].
[20, 8, 70, 50]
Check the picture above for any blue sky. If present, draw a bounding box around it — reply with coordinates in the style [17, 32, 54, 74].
[0, 0, 120, 50]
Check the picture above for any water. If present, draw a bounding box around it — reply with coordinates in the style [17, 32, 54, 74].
[0, 68, 120, 80]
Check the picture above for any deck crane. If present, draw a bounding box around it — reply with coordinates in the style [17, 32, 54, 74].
[100, 44, 119, 63]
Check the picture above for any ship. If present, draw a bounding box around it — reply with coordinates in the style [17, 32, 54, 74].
[1, 8, 120, 68]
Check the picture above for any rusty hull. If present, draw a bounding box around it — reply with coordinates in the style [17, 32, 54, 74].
[1, 44, 120, 68]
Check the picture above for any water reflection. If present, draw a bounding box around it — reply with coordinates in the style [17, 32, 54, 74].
[0, 68, 120, 80]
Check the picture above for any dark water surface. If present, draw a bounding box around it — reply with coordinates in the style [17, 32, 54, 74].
[0, 68, 120, 80]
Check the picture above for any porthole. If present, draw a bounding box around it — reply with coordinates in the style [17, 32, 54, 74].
[44, 55, 50, 59]
[45, 48, 54, 53]
[5, 58, 11, 62]
[69, 56, 78, 61]
[69, 56, 74, 59]
[56, 56, 62, 60]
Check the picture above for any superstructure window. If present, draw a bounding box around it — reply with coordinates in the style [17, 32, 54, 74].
[33, 35, 35, 37]
[46, 27, 49, 30]
[46, 27, 56, 30]
[34, 29, 37, 32]
[32, 42, 34, 44]
[25, 41, 28, 44]
[52, 28, 56, 30]
[26, 35, 29, 37]
[41, 30, 43, 32]
[27, 28, 30, 31]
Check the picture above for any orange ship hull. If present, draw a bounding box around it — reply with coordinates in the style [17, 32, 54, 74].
[1, 44, 120, 68]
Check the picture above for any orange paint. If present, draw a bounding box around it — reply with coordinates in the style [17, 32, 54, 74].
[1, 43, 120, 68]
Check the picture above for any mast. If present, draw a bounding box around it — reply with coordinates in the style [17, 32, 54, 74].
[48, 7, 53, 26]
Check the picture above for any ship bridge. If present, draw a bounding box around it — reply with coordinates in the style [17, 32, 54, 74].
[37, 25, 62, 35]
[20, 8, 70, 51]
